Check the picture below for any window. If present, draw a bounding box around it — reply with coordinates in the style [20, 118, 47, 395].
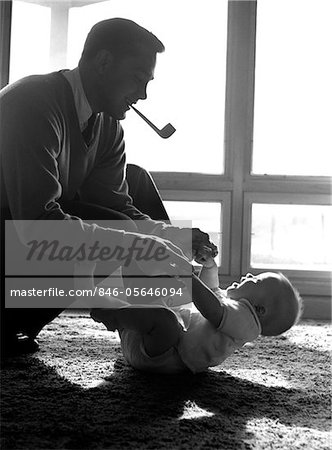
[3, 0, 332, 302]
[9, 1, 51, 81]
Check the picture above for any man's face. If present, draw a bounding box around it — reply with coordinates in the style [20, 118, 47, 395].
[97, 50, 156, 120]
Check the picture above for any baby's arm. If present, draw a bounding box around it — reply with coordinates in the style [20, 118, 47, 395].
[198, 260, 219, 290]
[191, 274, 224, 328]
[182, 247, 224, 328]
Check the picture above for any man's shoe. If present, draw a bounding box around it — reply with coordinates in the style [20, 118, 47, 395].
[2, 333, 39, 357]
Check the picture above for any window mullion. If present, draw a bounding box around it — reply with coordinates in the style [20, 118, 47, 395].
[225, 0, 257, 278]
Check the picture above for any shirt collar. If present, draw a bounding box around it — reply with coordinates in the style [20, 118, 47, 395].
[62, 67, 93, 131]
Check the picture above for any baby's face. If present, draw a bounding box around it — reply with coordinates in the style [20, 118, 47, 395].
[226, 272, 297, 335]
[226, 272, 273, 298]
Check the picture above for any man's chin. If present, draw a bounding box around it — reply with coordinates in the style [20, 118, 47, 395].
[104, 108, 126, 120]
[114, 110, 127, 120]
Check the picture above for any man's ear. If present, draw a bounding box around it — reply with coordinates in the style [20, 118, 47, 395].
[93, 49, 114, 74]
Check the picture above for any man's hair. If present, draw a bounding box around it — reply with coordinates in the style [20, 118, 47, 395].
[80, 18, 165, 62]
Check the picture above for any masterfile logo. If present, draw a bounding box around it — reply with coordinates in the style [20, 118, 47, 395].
[5, 220, 192, 277]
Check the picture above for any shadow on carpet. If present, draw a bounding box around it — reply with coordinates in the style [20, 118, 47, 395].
[1, 314, 331, 450]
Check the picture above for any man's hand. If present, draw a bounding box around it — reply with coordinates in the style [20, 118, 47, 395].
[168, 227, 218, 261]
[123, 232, 192, 277]
[192, 228, 218, 259]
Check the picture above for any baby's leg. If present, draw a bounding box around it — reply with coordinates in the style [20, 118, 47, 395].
[91, 305, 182, 357]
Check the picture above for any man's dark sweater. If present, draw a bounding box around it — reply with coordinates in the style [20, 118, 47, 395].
[0, 71, 174, 247]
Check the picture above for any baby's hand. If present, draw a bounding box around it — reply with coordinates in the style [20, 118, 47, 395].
[194, 245, 217, 268]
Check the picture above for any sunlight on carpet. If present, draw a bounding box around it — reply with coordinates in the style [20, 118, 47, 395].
[245, 418, 332, 449]
[287, 324, 331, 351]
[178, 400, 215, 420]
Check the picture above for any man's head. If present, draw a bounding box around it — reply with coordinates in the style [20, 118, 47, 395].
[226, 272, 303, 336]
[79, 18, 165, 119]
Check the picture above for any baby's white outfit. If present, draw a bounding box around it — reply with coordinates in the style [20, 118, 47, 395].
[119, 288, 261, 374]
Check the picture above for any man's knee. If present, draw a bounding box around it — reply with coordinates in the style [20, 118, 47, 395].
[126, 164, 154, 193]
[127, 163, 150, 180]
[126, 164, 169, 222]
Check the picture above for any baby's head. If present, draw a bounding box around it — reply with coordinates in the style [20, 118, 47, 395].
[226, 272, 303, 336]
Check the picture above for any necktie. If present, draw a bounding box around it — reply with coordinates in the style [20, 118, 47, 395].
[82, 114, 96, 145]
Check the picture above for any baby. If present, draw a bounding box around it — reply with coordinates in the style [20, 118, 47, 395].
[76, 252, 302, 374]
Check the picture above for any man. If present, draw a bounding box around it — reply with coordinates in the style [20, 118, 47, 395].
[0, 18, 217, 355]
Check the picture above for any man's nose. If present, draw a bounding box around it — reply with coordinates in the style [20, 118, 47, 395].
[138, 91, 147, 100]
[137, 84, 148, 100]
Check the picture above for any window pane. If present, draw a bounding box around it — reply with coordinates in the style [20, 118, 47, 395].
[9, 1, 51, 82]
[164, 201, 222, 265]
[251, 204, 332, 271]
[253, 0, 332, 176]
